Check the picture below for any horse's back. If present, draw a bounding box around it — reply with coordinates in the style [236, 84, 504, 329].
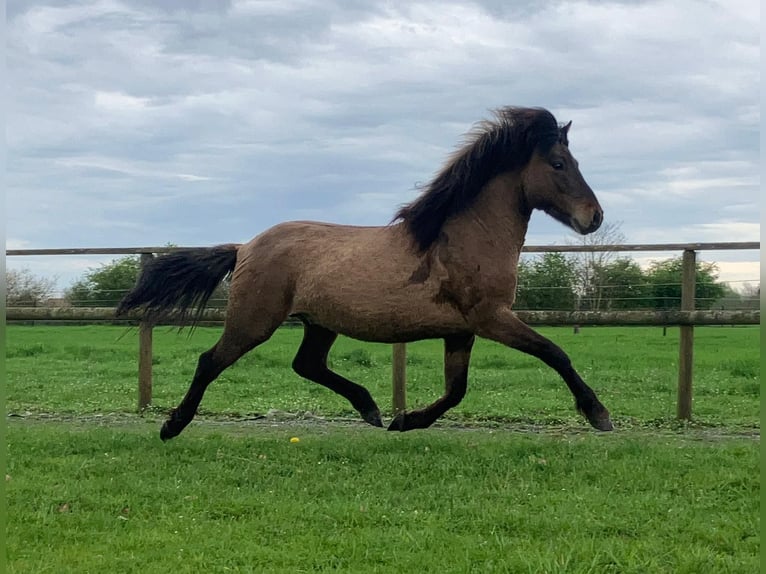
[231, 220, 468, 341]
[237, 220, 405, 275]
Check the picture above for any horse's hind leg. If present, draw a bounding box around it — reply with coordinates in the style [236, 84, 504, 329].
[160, 286, 288, 441]
[160, 336, 249, 441]
[388, 333, 475, 432]
[292, 323, 383, 427]
[159, 330, 272, 441]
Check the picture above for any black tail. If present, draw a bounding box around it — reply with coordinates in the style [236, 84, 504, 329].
[116, 244, 239, 326]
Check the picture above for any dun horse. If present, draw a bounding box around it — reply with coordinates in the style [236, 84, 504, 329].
[117, 106, 613, 441]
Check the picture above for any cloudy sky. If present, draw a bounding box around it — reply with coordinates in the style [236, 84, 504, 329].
[6, 0, 761, 294]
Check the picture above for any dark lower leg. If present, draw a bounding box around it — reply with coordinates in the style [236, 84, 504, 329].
[159, 326, 270, 441]
[292, 324, 382, 427]
[477, 310, 612, 431]
[531, 346, 611, 430]
[160, 345, 232, 441]
[546, 352, 613, 431]
[389, 334, 474, 431]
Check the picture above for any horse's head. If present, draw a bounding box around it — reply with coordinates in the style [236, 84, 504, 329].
[521, 121, 603, 235]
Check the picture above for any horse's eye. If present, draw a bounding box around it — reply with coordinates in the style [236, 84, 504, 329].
[552, 161, 564, 170]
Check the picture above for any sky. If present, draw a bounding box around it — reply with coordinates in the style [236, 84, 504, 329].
[6, 0, 761, 295]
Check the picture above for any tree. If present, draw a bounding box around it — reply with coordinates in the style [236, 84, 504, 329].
[740, 283, 760, 299]
[66, 252, 231, 308]
[569, 221, 627, 310]
[6, 268, 56, 306]
[644, 258, 727, 310]
[714, 282, 760, 310]
[515, 252, 577, 310]
[66, 256, 141, 307]
[738, 283, 761, 310]
[589, 258, 652, 309]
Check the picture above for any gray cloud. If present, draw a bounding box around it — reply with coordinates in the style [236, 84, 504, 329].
[7, 0, 760, 290]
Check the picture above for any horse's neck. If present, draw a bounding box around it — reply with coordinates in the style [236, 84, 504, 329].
[443, 173, 530, 257]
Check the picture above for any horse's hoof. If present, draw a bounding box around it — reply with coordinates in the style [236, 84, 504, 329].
[589, 413, 614, 432]
[387, 412, 407, 432]
[578, 402, 614, 432]
[159, 421, 179, 442]
[361, 409, 384, 428]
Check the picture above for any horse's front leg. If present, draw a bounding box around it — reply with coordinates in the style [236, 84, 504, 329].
[388, 333, 474, 432]
[473, 304, 613, 431]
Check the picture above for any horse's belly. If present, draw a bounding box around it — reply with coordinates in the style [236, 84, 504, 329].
[291, 289, 469, 343]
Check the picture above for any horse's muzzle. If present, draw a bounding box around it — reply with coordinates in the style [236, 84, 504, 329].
[572, 208, 603, 235]
[587, 209, 603, 233]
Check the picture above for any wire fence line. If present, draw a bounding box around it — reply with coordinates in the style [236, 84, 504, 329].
[30, 283, 763, 294]
[18, 291, 759, 311]
[8, 281, 761, 311]
[15, 276, 762, 295]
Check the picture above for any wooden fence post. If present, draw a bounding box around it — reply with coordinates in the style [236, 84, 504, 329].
[677, 249, 696, 420]
[392, 343, 407, 414]
[138, 253, 154, 412]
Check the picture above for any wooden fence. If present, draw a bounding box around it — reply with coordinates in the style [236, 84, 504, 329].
[7, 242, 760, 421]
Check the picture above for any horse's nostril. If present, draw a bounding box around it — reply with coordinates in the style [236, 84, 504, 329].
[592, 210, 603, 229]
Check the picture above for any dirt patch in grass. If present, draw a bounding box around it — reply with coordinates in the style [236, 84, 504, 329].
[8, 410, 759, 443]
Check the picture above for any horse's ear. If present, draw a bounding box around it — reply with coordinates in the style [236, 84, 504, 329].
[559, 121, 572, 146]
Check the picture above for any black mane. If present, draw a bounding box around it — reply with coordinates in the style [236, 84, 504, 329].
[394, 106, 562, 252]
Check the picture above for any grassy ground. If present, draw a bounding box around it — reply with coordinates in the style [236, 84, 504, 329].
[6, 325, 760, 429]
[5, 325, 760, 572]
[6, 418, 759, 574]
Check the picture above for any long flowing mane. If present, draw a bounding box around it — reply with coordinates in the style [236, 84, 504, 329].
[394, 106, 562, 252]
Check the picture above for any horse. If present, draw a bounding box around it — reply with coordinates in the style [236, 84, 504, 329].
[117, 106, 613, 441]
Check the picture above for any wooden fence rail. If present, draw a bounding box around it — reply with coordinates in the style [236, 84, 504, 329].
[6, 241, 760, 256]
[7, 241, 760, 420]
[6, 307, 760, 326]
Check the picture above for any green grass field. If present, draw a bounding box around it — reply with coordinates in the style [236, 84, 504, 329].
[6, 325, 760, 428]
[5, 325, 761, 572]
